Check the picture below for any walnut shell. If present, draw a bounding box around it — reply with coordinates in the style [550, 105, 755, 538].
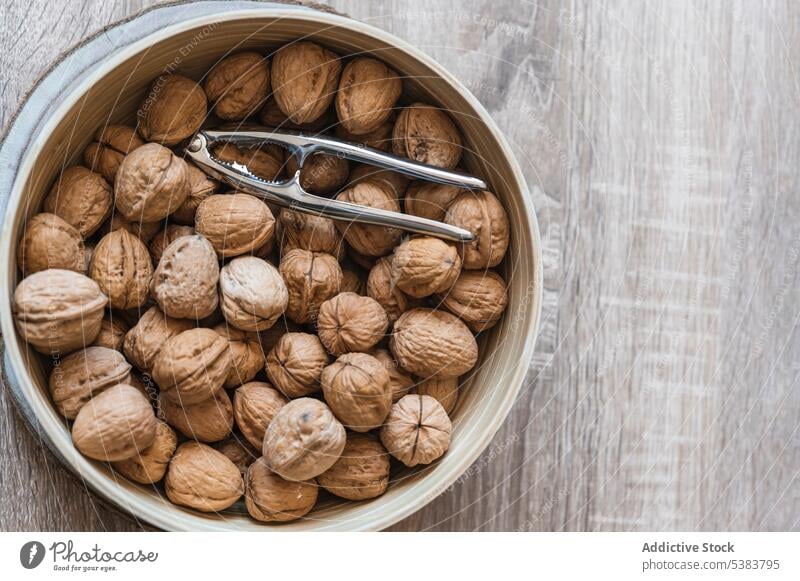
[279, 209, 344, 257]
[115, 143, 190, 223]
[92, 313, 129, 351]
[271, 41, 341, 124]
[259, 97, 333, 132]
[148, 224, 194, 263]
[404, 181, 463, 221]
[436, 270, 508, 332]
[83, 125, 144, 183]
[445, 191, 509, 269]
[380, 394, 451, 467]
[122, 305, 193, 372]
[279, 249, 342, 324]
[159, 388, 233, 443]
[71, 384, 157, 462]
[335, 180, 402, 256]
[213, 324, 265, 388]
[347, 244, 377, 270]
[346, 164, 409, 199]
[245, 457, 318, 522]
[335, 119, 394, 152]
[391, 236, 461, 298]
[339, 268, 365, 295]
[89, 229, 153, 309]
[170, 163, 219, 225]
[213, 438, 259, 477]
[138, 74, 207, 145]
[285, 152, 350, 195]
[152, 328, 232, 404]
[317, 292, 388, 355]
[99, 214, 161, 243]
[366, 256, 411, 324]
[392, 103, 462, 169]
[256, 318, 302, 358]
[13, 269, 107, 354]
[265, 332, 328, 398]
[414, 376, 459, 415]
[390, 308, 478, 378]
[111, 420, 177, 484]
[211, 143, 284, 182]
[204, 52, 270, 120]
[43, 166, 112, 237]
[195, 193, 275, 257]
[150, 234, 219, 320]
[262, 398, 346, 481]
[165, 441, 243, 512]
[321, 352, 392, 432]
[233, 381, 288, 449]
[371, 348, 415, 402]
[317, 433, 390, 500]
[220, 256, 288, 331]
[49, 346, 132, 419]
[16, 213, 85, 276]
[336, 57, 401, 135]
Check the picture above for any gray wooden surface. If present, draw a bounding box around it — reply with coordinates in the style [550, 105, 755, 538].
[2, 0, 799, 531]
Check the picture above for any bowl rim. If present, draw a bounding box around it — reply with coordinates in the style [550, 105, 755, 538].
[0, 7, 543, 531]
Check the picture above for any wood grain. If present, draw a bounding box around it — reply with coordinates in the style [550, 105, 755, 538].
[1, 0, 798, 531]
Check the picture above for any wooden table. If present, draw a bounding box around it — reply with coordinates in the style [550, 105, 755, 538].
[2, 0, 798, 531]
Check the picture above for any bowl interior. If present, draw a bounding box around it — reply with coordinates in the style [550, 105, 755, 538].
[3, 11, 540, 530]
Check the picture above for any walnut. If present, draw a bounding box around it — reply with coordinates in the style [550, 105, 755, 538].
[211, 143, 284, 181]
[195, 193, 275, 257]
[262, 398, 345, 481]
[347, 243, 377, 270]
[317, 292, 388, 355]
[93, 313, 129, 351]
[321, 352, 392, 432]
[271, 41, 341, 124]
[437, 270, 508, 332]
[49, 346, 131, 419]
[390, 308, 478, 377]
[89, 229, 153, 309]
[43, 166, 112, 237]
[380, 394, 451, 467]
[122, 305, 193, 372]
[152, 328, 232, 404]
[150, 234, 219, 320]
[233, 381, 288, 449]
[245, 457, 318, 522]
[256, 317, 302, 358]
[285, 152, 349, 195]
[83, 125, 144, 183]
[127, 371, 157, 400]
[370, 348, 415, 402]
[112, 420, 177, 484]
[115, 143, 190, 223]
[71, 384, 157, 462]
[335, 119, 394, 152]
[279, 209, 344, 257]
[16, 213, 85, 276]
[204, 52, 270, 120]
[317, 433, 390, 500]
[220, 256, 288, 331]
[259, 97, 333, 132]
[159, 388, 233, 443]
[138, 74, 206, 145]
[213, 324, 265, 388]
[339, 268, 365, 295]
[335, 179, 402, 256]
[346, 164, 409, 199]
[391, 236, 461, 298]
[265, 332, 328, 398]
[392, 103, 462, 169]
[148, 223, 194, 263]
[414, 376, 459, 414]
[336, 57, 401, 135]
[212, 438, 259, 477]
[99, 214, 161, 243]
[170, 163, 219, 225]
[366, 256, 411, 324]
[404, 181, 463, 222]
[165, 441, 243, 512]
[445, 190, 509, 269]
[279, 249, 342, 324]
[13, 269, 107, 354]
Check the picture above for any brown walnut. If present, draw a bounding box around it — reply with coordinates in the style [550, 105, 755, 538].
[279, 209, 344, 257]
[245, 457, 318, 522]
[265, 332, 328, 399]
[213, 438, 259, 477]
[321, 352, 392, 432]
[285, 152, 350, 195]
[165, 441, 243, 512]
[92, 313, 129, 351]
[159, 388, 233, 443]
[335, 179, 402, 256]
[404, 181, 463, 222]
[220, 256, 288, 331]
[392, 103, 463, 169]
[16, 213, 85, 276]
[99, 214, 161, 244]
[170, 163, 219, 225]
[335, 119, 394, 151]
[271, 41, 341, 124]
[148, 224, 194, 264]
[379, 394, 452, 467]
[436, 270, 508, 332]
[195, 193, 275, 257]
[138, 74, 207, 145]
[279, 249, 342, 324]
[83, 125, 144, 183]
[414, 376, 459, 415]
[43, 166, 112, 237]
[89, 229, 153, 309]
[445, 190, 509, 269]
[122, 305, 193, 372]
[317, 292, 388, 355]
[213, 324, 265, 388]
[211, 143, 285, 182]
[391, 236, 461, 298]
[366, 256, 411, 324]
[233, 381, 288, 450]
[336, 57, 402, 135]
[339, 268, 365, 295]
[370, 348, 415, 402]
[112, 420, 177, 484]
[317, 433, 390, 500]
[204, 52, 270, 120]
[346, 164, 409, 199]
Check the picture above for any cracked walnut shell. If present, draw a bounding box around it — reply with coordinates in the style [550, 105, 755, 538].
[279, 249, 342, 324]
[391, 236, 461, 298]
[436, 270, 508, 332]
[16, 213, 85, 276]
[335, 179, 402, 257]
[89, 229, 153, 310]
[220, 256, 288, 331]
[321, 352, 392, 432]
[265, 332, 328, 399]
[336, 57, 402, 135]
[112, 420, 177, 484]
[317, 292, 388, 355]
[271, 41, 341, 124]
[213, 324, 265, 388]
[390, 308, 478, 378]
[43, 166, 112, 238]
[165, 441, 243, 512]
[245, 456, 318, 522]
[122, 305, 193, 372]
[83, 125, 144, 184]
[233, 382, 288, 450]
[444, 190, 509, 269]
[138, 74, 207, 145]
[195, 193, 275, 257]
[380, 394, 451, 467]
[204, 51, 270, 120]
[317, 433, 390, 500]
[159, 388, 233, 443]
[392, 103, 462, 169]
[262, 398, 345, 481]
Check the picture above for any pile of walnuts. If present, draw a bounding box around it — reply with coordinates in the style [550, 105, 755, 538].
[12, 41, 510, 523]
